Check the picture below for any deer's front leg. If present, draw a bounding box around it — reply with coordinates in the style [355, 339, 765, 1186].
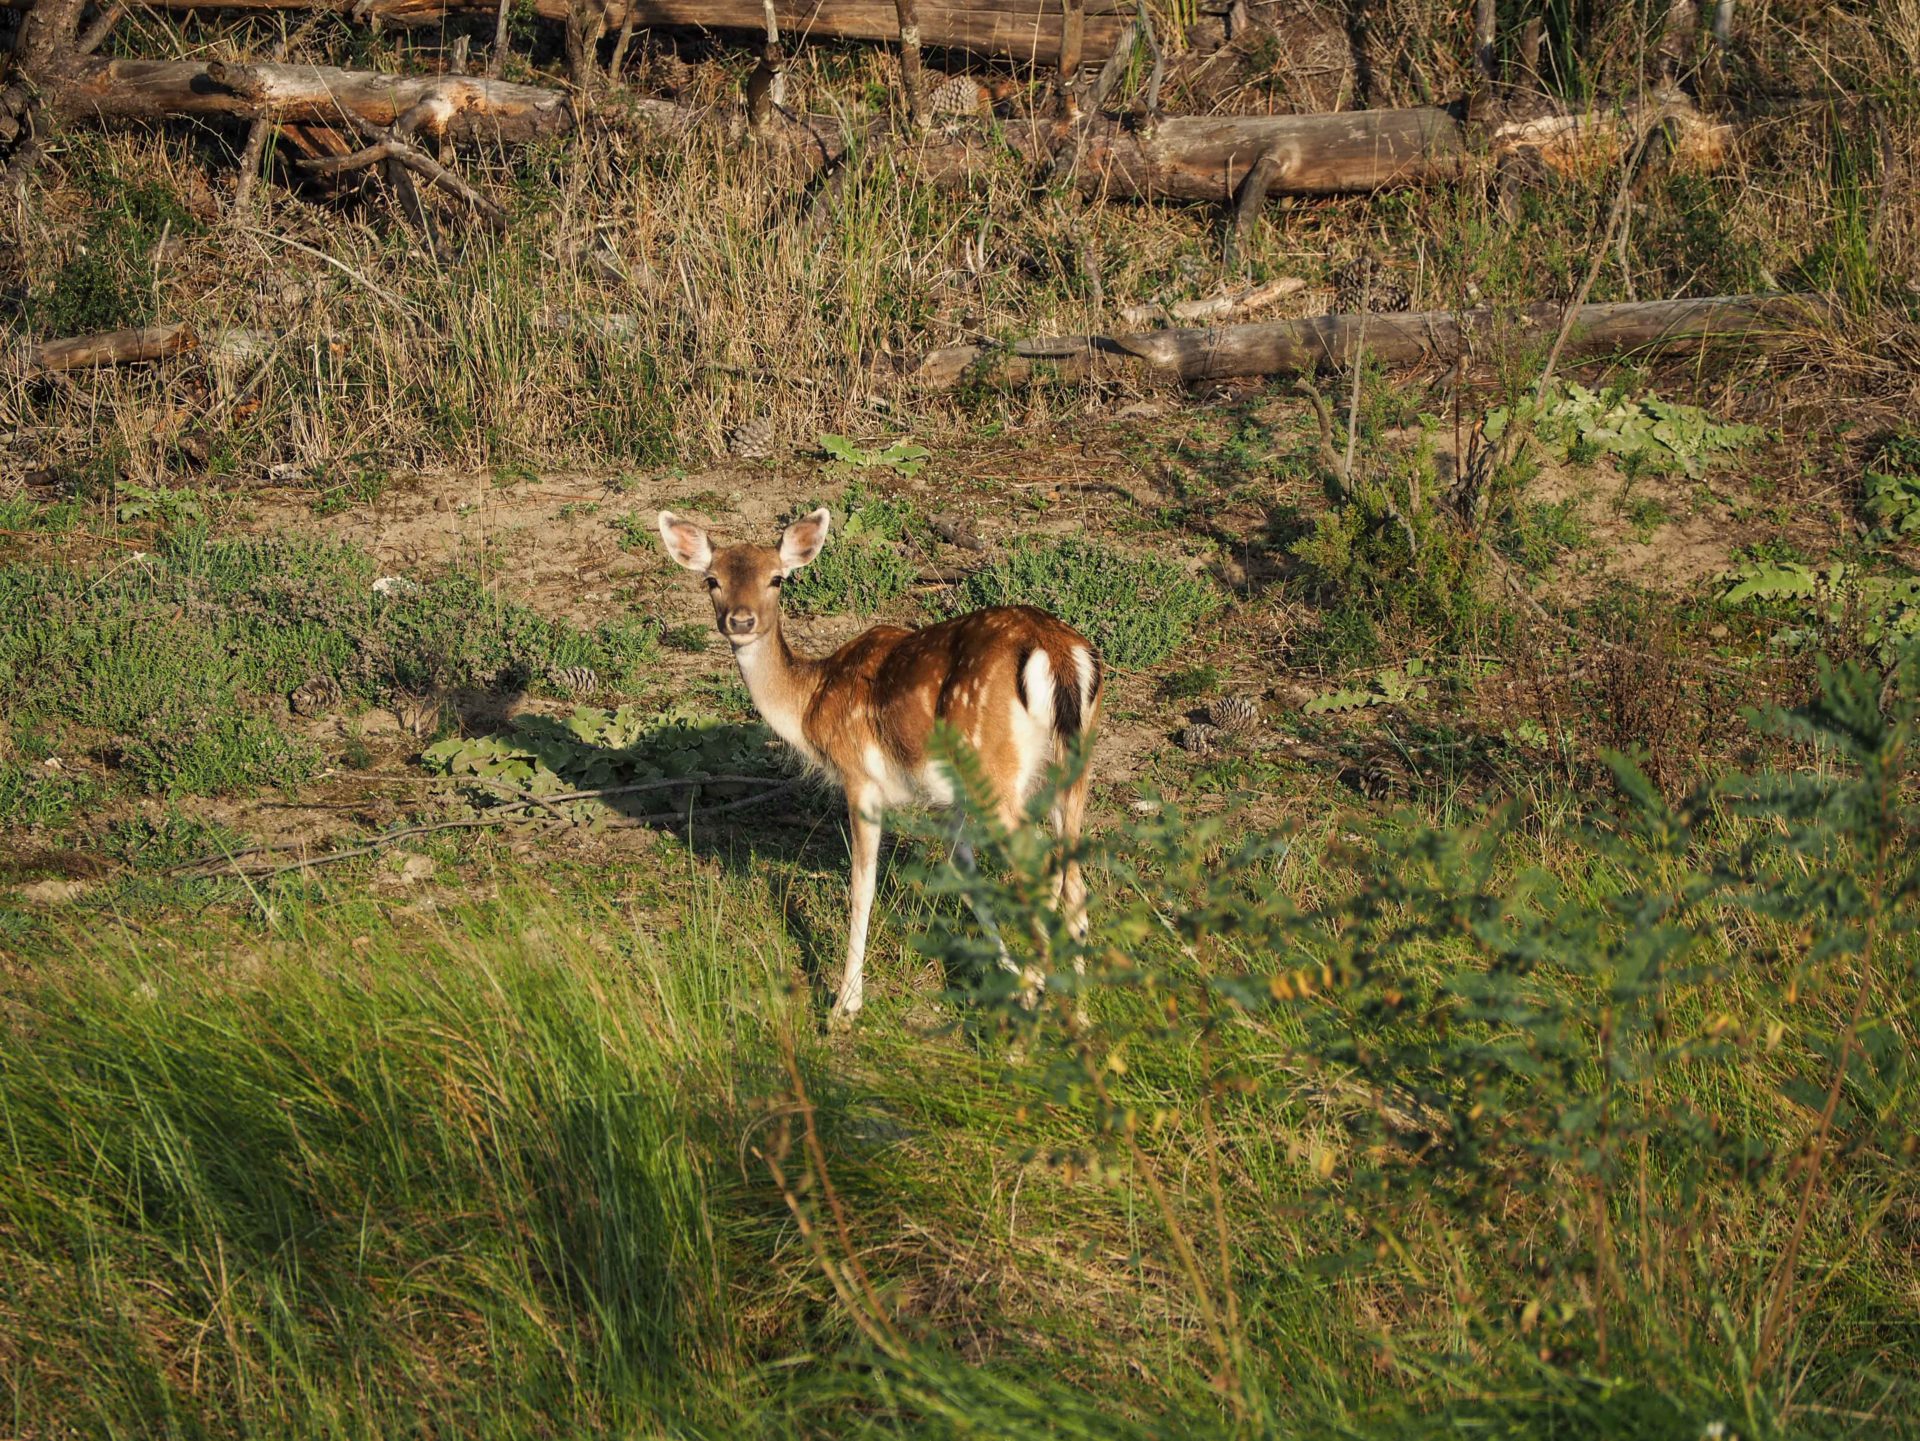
[833, 791, 883, 1023]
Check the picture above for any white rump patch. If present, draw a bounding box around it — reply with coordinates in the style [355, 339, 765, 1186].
[1021, 649, 1056, 732]
[1072, 645, 1096, 720]
[1011, 649, 1057, 804]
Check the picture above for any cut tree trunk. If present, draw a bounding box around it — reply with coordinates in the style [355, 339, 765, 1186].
[1, 0, 1135, 62]
[913, 294, 1824, 390]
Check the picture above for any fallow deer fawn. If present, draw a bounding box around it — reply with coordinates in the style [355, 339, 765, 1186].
[657, 507, 1102, 1022]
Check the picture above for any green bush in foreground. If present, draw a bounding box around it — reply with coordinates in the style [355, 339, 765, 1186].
[952, 538, 1223, 668]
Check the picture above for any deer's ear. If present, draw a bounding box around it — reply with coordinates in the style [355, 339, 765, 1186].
[657, 512, 713, 572]
[779, 507, 831, 573]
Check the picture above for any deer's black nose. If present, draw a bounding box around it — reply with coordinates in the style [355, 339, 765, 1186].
[726, 611, 757, 634]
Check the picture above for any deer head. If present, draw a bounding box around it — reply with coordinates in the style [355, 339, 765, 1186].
[657, 508, 830, 647]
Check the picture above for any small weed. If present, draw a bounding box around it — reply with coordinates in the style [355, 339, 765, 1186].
[1291, 488, 1493, 671]
[611, 513, 656, 550]
[1161, 664, 1222, 701]
[1501, 499, 1591, 572]
[1623, 496, 1669, 542]
[662, 624, 712, 653]
[309, 467, 391, 517]
[952, 538, 1222, 669]
[105, 813, 248, 871]
[0, 761, 100, 830]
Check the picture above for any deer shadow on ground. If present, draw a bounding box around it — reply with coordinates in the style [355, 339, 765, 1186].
[491, 710, 995, 1021]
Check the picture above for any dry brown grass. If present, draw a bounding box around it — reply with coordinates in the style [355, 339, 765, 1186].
[0, 2, 1910, 494]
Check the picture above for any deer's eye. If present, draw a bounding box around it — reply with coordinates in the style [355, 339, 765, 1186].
[705, 576, 720, 591]
[769, 574, 783, 589]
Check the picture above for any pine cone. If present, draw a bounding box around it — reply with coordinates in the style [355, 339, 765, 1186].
[289, 674, 342, 717]
[925, 74, 990, 121]
[550, 665, 599, 696]
[1206, 693, 1262, 735]
[1342, 752, 1406, 800]
[729, 416, 778, 461]
[1330, 256, 1413, 314]
[1178, 723, 1225, 757]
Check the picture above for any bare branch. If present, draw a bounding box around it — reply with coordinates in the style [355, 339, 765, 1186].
[1057, 0, 1085, 118]
[73, 1, 126, 55]
[893, 0, 924, 130]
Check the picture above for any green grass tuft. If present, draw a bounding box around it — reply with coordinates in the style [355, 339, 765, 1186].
[951, 538, 1222, 668]
[785, 483, 922, 617]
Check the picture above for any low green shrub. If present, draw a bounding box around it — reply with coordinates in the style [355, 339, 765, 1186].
[0, 534, 664, 797]
[951, 538, 1221, 668]
[1290, 480, 1492, 670]
[908, 656, 1918, 1434]
[784, 483, 921, 617]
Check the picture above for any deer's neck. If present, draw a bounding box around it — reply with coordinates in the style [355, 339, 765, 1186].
[733, 622, 824, 766]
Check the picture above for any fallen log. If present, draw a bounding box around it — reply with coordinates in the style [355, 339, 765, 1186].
[2, 0, 1134, 62]
[28, 322, 198, 373]
[1116, 275, 1307, 329]
[23, 295, 1825, 392]
[912, 294, 1825, 390]
[33, 42, 1728, 205]
[1006, 89, 1731, 201]
[43, 57, 596, 143]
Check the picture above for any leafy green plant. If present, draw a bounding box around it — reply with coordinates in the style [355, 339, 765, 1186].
[1303, 658, 1430, 714]
[114, 485, 205, 528]
[818, 434, 931, 476]
[1489, 383, 1761, 478]
[951, 539, 1221, 669]
[422, 702, 783, 821]
[1719, 559, 1920, 666]
[1864, 434, 1920, 540]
